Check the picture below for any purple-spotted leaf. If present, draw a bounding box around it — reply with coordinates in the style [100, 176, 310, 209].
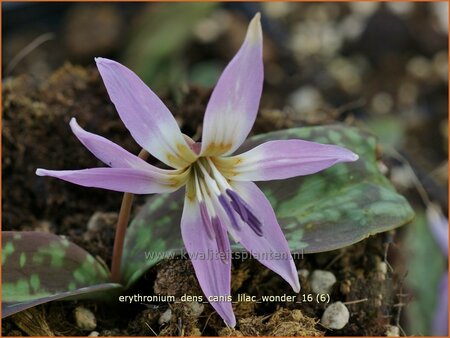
[2, 231, 122, 318]
[122, 125, 414, 287]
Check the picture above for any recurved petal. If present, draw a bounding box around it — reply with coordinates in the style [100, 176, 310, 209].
[432, 274, 448, 335]
[426, 204, 449, 255]
[217, 139, 358, 181]
[230, 181, 300, 292]
[200, 13, 263, 157]
[180, 195, 236, 327]
[95, 57, 197, 169]
[36, 167, 188, 194]
[70, 118, 154, 170]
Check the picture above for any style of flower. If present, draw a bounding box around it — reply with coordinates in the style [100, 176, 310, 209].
[36, 14, 358, 326]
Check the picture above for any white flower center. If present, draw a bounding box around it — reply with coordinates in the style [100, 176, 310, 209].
[190, 157, 263, 259]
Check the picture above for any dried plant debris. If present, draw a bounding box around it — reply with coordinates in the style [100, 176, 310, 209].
[231, 308, 323, 337]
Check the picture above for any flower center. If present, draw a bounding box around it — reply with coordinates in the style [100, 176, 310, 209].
[191, 157, 263, 254]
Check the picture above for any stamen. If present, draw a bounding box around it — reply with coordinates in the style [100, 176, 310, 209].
[193, 170, 203, 203]
[245, 210, 263, 237]
[218, 195, 240, 230]
[199, 202, 215, 240]
[227, 189, 263, 237]
[197, 160, 240, 231]
[207, 157, 231, 191]
[194, 169, 215, 239]
[227, 189, 248, 223]
[197, 159, 261, 238]
[211, 216, 228, 263]
[197, 161, 221, 195]
[198, 179, 216, 216]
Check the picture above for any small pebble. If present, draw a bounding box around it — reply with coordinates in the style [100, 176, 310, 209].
[371, 92, 394, 115]
[385, 325, 400, 336]
[377, 262, 388, 274]
[186, 302, 204, 318]
[298, 269, 310, 279]
[263, 2, 292, 18]
[88, 331, 99, 337]
[158, 309, 172, 325]
[288, 86, 323, 114]
[310, 270, 337, 294]
[321, 302, 350, 330]
[74, 307, 97, 331]
[340, 280, 352, 294]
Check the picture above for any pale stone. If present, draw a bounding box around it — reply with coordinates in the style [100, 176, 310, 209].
[385, 325, 400, 336]
[311, 270, 336, 294]
[158, 309, 172, 325]
[321, 302, 350, 330]
[74, 307, 97, 331]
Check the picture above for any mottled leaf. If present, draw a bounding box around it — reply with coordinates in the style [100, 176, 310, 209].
[122, 125, 414, 287]
[2, 231, 122, 318]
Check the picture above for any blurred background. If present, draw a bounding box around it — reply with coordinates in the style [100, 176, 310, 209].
[3, 2, 448, 336]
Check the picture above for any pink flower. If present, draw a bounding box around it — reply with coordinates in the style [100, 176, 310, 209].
[36, 14, 358, 326]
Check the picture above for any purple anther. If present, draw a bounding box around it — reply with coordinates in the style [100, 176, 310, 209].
[226, 189, 248, 223]
[199, 202, 215, 240]
[246, 214, 263, 237]
[227, 189, 263, 237]
[211, 216, 228, 263]
[218, 194, 240, 230]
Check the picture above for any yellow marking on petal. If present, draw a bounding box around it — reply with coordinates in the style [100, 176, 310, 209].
[210, 156, 239, 178]
[166, 153, 188, 169]
[164, 167, 191, 188]
[232, 157, 243, 165]
[212, 156, 239, 169]
[166, 144, 197, 169]
[176, 143, 197, 163]
[168, 176, 184, 188]
[203, 142, 232, 156]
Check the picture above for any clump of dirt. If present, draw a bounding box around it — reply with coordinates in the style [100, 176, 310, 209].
[2, 64, 136, 260]
[3, 64, 404, 336]
[153, 259, 203, 298]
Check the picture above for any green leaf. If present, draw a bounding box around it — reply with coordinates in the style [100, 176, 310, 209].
[122, 2, 217, 92]
[404, 212, 446, 335]
[122, 125, 414, 287]
[2, 231, 122, 318]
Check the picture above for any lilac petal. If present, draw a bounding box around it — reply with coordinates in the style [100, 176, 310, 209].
[200, 13, 263, 157]
[95, 57, 197, 169]
[230, 181, 300, 292]
[426, 204, 449, 255]
[219, 139, 358, 181]
[181, 196, 236, 327]
[70, 118, 160, 171]
[36, 167, 187, 194]
[432, 273, 448, 335]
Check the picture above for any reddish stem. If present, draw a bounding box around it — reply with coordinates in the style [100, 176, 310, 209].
[111, 149, 149, 283]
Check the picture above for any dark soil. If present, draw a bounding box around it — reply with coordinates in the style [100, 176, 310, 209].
[2, 64, 406, 336]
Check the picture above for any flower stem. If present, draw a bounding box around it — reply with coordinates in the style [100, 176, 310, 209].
[111, 148, 149, 283]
